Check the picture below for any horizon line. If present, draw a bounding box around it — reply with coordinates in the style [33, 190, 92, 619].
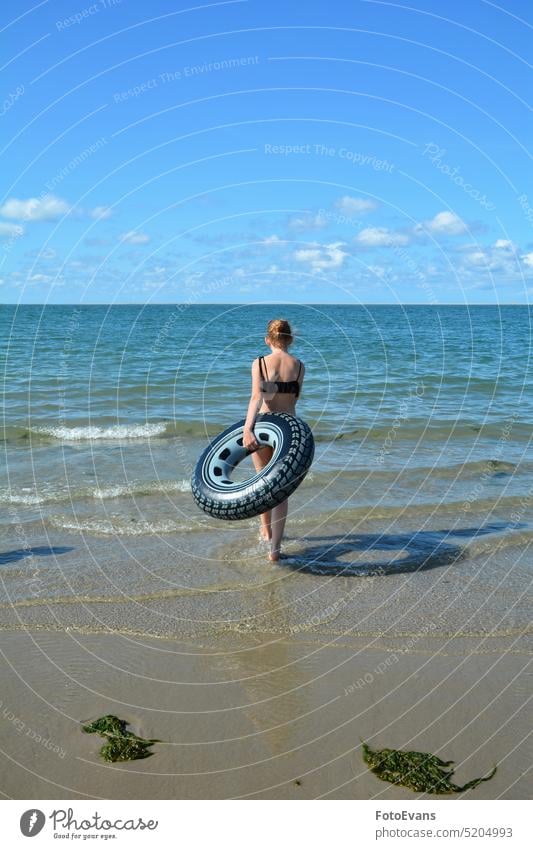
[2, 302, 531, 307]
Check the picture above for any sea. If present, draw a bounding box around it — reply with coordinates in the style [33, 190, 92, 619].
[1, 303, 532, 643]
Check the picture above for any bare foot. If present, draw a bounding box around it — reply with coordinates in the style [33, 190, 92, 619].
[259, 527, 271, 542]
[268, 547, 281, 562]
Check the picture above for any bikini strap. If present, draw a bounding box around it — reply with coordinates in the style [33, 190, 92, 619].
[258, 356, 269, 380]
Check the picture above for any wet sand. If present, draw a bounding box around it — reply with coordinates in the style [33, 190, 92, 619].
[0, 626, 530, 800]
[1, 506, 531, 800]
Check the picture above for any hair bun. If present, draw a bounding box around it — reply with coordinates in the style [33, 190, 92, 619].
[267, 318, 293, 345]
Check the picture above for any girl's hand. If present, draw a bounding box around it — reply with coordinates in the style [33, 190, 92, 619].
[243, 428, 259, 452]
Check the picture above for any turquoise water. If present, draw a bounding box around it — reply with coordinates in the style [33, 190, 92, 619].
[0, 304, 531, 545]
[2, 304, 532, 440]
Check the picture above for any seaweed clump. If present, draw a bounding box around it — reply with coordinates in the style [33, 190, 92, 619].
[82, 715, 160, 762]
[362, 742, 496, 794]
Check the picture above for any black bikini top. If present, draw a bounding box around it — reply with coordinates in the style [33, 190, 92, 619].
[258, 356, 302, 398]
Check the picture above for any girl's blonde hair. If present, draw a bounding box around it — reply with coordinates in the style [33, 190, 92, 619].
[266, 318, 293, 346]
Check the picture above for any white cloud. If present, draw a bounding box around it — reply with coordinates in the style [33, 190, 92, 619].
[26, 273, 57, 283]
[455, 243, 479, 252]
[464, 250, 488, 267]
[288, 212, 328, 231]
[521, 252, 533, 267]
[334, 196, 378, 214]
[90, 206, 113, 220]
[423, 211, 467, 235]
[462, 244, 523, 274]
[0, 221, 24, 236]
[293, 241, 347, 271]
[37, 247, 56, 259]
[261, 234, 283, 245]
[144, 265, 167, 278]
[0, 195, 71, 221]
[493, 239, 515, 251]
[355, 227, 409, 247]
[119, 230, 150, 245]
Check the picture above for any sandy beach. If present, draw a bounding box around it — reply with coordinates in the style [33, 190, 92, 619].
[0, 627, 529, 800]
[0, 515, 530, 800]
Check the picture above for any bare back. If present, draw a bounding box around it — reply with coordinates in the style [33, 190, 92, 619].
[258, 351, 305, 414]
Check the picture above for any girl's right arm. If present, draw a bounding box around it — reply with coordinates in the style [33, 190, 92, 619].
[243, 358, 262, 451]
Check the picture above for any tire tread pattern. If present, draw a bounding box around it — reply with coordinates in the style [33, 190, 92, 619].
[191, 413, 314, 520]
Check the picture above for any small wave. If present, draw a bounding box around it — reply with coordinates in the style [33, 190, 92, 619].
[434, 458, 518, 477]
[1, 479, 192, 506]
[47, 515, 194, 536]
[32, 423, 169, 440]
[3, 416, 532, 445]
[321, 419, 533, 443]
[303, 458, 522, 487]
[92, 479, 191, 498]
[2, 420, 227, 444]
[1, 492, 51, 506]
[466, 526, 533, 557]
[291, 494, 533, 524]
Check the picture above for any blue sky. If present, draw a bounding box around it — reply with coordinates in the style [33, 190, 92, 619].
[1, 0, 532, 304]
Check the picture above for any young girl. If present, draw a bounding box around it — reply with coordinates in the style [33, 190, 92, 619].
[243, 319, 305, 562]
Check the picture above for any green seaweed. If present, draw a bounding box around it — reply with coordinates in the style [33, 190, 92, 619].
[82, 715, 160, 762]
[362, 742, 496, 794]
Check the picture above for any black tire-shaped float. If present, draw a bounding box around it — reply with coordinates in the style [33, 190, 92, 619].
[191, 412, 314, 520]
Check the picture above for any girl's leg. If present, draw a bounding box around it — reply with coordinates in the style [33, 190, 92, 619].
[269, 498, 288, 561]
[251, 446, 273, 540]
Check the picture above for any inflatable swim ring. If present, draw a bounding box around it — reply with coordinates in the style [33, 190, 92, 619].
[191, 412, 314, 520]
